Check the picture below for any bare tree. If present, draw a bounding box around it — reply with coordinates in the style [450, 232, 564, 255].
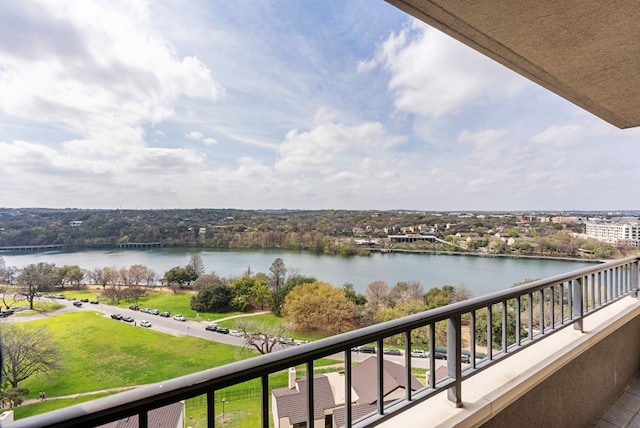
[268, 258, 287, 291]
[188, 253, 206, 277]
[389, 280, 424, 306]
[17, 262, 57, 310]
[0, 285, 17, 310]
[366, 280, 389, 310]
[235, 319, 288, 354]
[1, 323, 60, 388]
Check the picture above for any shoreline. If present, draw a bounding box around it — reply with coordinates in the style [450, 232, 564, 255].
[366, 247, 605, 264]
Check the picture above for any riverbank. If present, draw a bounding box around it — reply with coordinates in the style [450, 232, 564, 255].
[368, 247, 604, 264]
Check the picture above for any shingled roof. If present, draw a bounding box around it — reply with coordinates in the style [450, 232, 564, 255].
[96, 401, 184, 428]
[272, 374, 337, 425]
[352, 357, 423, 405]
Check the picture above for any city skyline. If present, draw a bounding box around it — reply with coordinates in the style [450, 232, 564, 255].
[1, 1, 639, 211]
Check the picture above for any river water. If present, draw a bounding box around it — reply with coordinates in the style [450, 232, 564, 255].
[0, 248, 594, 297]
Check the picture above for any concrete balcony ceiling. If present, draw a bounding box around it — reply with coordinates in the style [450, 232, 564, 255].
[386, 0, 640, 129]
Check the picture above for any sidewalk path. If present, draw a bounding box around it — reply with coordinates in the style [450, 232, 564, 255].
[20, 386, 143, 406]
[204, 311, 270, 323]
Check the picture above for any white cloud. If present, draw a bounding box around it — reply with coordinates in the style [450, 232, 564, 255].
[0, 0, 223, 155]
[458, 129, 509, 146]
[275, 109, 406, 174]
[203, 138, 217, 145]
[531, 124, 587, 148]
[366, 21, 526, 118]
[186, 131, 205, 140]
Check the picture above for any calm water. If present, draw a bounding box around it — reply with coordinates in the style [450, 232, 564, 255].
[0, 249, 595, 297]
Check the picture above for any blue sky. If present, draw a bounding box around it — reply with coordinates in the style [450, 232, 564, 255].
[0, 1, 638, 211]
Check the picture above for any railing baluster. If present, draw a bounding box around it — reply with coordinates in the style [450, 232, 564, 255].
[138, 409, 148, 428]
[470, 310, 477, 369]
[528, 292, 533, 339]
[377, 338, 384, 415]
[573, 278, 583, 332]
[307, 361, 314, 428]
[560, 282, 565, 324]
[590, 273, 595, 310]
[539, 289, 545, 334]
[487, 305, 493, 360]
[404, 330, 412, 400]
[501, 301, 507, 352]
[429, 324, 436, 388]
[207, 390, 215, 428]
[345, 349, 353, 427]
[550, 285, 555, 329]
[261, 374, 269, 428]
[446, 314, 462, 408]
[515, 297, 521, 346]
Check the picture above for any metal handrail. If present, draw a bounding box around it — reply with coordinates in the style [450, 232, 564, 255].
[7, 256, 639, 428]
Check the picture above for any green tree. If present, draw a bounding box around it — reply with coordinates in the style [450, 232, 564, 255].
[270, 275, 316, 317]
[283, 281, 355, 334]
[342, 283, 367, 306]
[190, 284, 233, 313]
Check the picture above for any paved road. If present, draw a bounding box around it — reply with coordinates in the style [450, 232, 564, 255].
[4, 299, 450, 370]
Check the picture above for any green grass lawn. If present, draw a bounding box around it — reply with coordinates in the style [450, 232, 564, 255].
[10, 308, 342, 427]
[113, 290, 245, 322]
[20, 311, 258, 399]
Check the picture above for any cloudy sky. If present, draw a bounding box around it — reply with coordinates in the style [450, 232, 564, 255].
[0, 1, 638, 211]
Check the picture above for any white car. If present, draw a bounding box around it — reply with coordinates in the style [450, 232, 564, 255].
[140, 320, 152, 328]
[173, 314, 187, 321]
[410, 349, 427, 358]
[229, 329, 243, 337]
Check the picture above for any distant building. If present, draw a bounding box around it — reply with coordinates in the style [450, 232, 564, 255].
[69, 220, 83, 227]
[585, 221, 640, 246]
[551, 216, 581, 224]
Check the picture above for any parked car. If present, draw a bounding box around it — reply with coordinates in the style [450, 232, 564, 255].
[80, 298, 89, 302]
[140, 308, 151, 313]
[216, 327, 230, 334]
[434, 351, 447, 360]
[205, 325, 217, 332]
[129, 305, 140, 311]
[461, 354, 471, 364]
[229, 330, 242, 337]
[410, 349, 427, 358]
[383, 348, 402, 356]
[0, 309, 14, 317]
[173, 314, 186, 321]
[140, 320, 152, 328]
[150, 309, 160, 315]
[358, 346, 376, 354]
[159, 311, 170, 317]
[122, 316, 135, 323]
[111, 314, 123, 320]
[280, 337, 294, 345]
[90, 300, 99, 304]
[72, 301, 82, 307]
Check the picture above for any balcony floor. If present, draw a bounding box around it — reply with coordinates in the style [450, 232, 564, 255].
[596, 375, 640, 427]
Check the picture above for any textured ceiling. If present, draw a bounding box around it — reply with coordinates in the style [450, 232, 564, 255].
[386, 0, 640, 129]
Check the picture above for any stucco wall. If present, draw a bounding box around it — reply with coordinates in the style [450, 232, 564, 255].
[482, 312, 640, 428]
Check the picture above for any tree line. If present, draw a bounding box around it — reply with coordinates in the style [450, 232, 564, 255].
[2, 207, 632, 259]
